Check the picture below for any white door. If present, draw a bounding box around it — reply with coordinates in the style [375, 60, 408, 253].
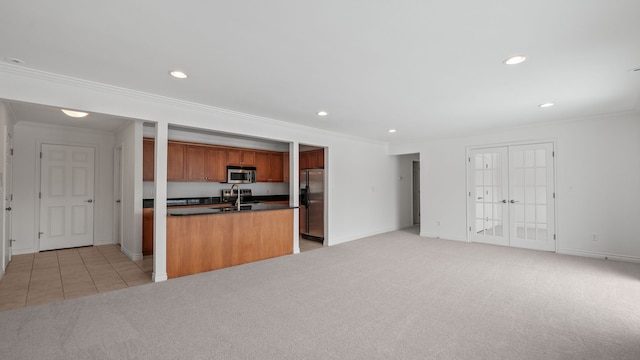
[469, 147, 509, 246]
[508, 143, 556, 251]
[468, 143, 555, 251]
[39, 144, 95, 251]
[2, 130, 13, 269]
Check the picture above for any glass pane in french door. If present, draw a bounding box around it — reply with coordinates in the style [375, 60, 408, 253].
[469, 147, 509, 246]
[508, 143, 555, 251]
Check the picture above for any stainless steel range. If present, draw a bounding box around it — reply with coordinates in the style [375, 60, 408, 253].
[220, 188, 263, 204]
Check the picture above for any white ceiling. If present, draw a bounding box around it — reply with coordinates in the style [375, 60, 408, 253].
[1, 0, 639, 142]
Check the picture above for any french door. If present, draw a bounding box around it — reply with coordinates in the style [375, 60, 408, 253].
[468, 143, 555, 251]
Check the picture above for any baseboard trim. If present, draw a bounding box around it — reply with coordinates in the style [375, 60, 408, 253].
[420, 232, 468, 242]
[558, 248, 640, 263]
[120, 246, 143, 261]
[330, 226, 405, 246]
[152, 272, 168, 282]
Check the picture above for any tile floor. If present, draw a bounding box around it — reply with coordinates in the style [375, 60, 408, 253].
[300, 238, 324, 252]
[0, 245, 153, 312]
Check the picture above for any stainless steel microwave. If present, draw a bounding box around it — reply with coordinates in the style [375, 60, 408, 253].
[226, 166, 257, 184]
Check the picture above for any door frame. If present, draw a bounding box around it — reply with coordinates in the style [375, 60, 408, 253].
[35, 140, 99, 251]
[2, 128, 13, 273]
[113, 144, 124, 245]
[412, 160, 420, 225]
[465, 139, 558, 252]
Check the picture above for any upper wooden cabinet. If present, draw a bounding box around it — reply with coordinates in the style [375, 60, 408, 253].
[143, 138, 155, 181]
[186, 145, 228, 182]
[142, 138, 284, 183]
[167, 142, 186, 181]
[227, 149, 255, 166]
[186, 146, 206, 181]
[205, 148, 227, 182]
[300, 149, 324, 170]
[255, 152, 284, 182]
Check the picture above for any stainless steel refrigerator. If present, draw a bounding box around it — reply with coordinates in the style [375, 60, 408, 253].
[300, 169, 324, 241]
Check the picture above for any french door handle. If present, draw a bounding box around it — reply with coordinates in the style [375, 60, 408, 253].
[510, 200, 519, 203]
[501, 200, 507, 203]
[85, 199, 93, 203]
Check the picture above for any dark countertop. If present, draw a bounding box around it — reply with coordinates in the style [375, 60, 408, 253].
[167, 203, 296, 216]
[143, 194, 289, 208]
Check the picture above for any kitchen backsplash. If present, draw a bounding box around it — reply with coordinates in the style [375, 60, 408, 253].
[143, 181, 290, 199]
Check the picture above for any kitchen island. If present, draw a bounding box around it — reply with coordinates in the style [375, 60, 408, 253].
[166, 204, 295, 279]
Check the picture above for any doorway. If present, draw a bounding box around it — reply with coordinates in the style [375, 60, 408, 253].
[467, 143, 556, 251]
[298, 144, 326, 250]
[39, 144, 95, 251]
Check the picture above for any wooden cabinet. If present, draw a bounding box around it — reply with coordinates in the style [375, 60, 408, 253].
[184, 146, 226, 182]
[205, 148, 227, 182]
[283, 153, 290, 183]
[167, 143, 186, 181]
[255, 152, 270, 182]
[166, 209, 293, 279]
[227, 149, 255, 166]
[142, 208, 154, 255]
[300, 149, 324, 170]
[255, 152, 284, 182]
[186, 145, 206, 181]
[143, 138, 155, 181]
[142, 138, 284, 182]
[269, 153, 283, 182]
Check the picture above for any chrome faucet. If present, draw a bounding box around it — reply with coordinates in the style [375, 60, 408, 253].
[230, 184, 241, 211]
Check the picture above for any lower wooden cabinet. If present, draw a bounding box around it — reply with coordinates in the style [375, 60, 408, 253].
[142, 208, 154, 255]
[166, 209, 293, 279]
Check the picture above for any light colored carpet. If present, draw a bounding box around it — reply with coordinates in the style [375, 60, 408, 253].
[1, 228, 640, 359]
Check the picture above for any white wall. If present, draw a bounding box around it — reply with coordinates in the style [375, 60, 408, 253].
[390, 113, 640, 261]
[115, 121, 143, 260]
[12, 122, 116, 254]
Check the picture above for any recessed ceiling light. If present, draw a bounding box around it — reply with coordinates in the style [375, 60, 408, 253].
[317, 111, 328, 116]
[61, 109, 89, 118]
[388, 129, 397, 133]
[504, 55, 527, 65]
[539, 102, 555, 108]
[169, 70, 188, 79]
[5, 57, 24, 64]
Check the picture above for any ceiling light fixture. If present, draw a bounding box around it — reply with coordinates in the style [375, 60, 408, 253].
[317, 111, 328, 116]
[61, 109, 89, 118]
[169, 70, 188, 79]
[388, 129, 397, 133]
[504, 55, 527, 65]
[539, 102, 555, 108]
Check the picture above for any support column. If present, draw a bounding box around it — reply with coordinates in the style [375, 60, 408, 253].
[290, 142, 300, 254]
[152, 121, 168, 282]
